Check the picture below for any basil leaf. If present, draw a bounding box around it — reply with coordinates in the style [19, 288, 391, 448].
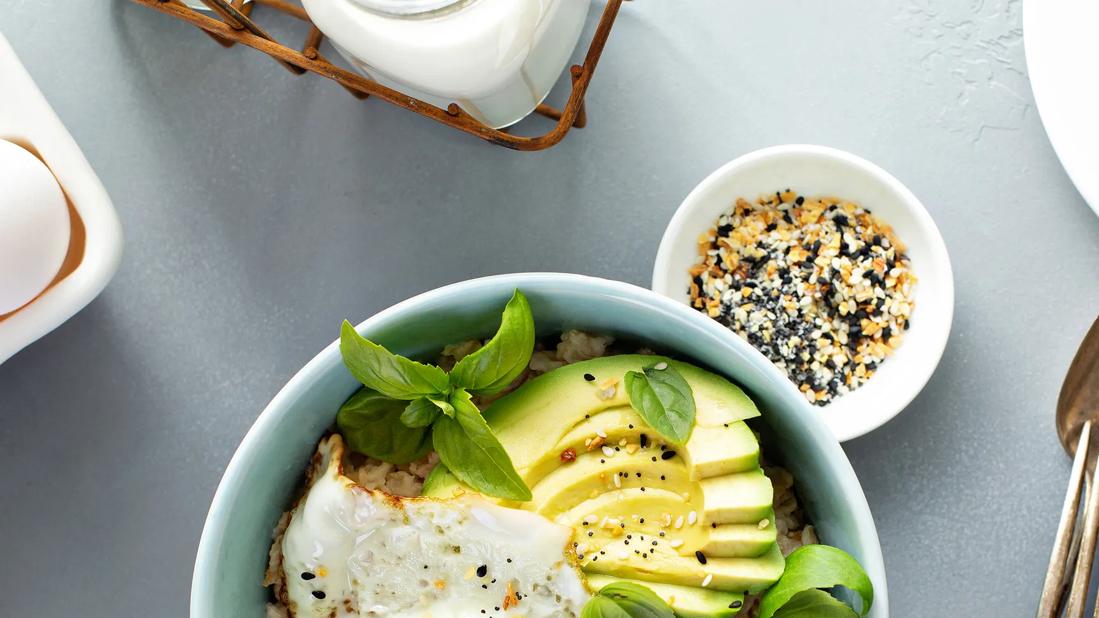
[759, 545, 874, 618]
[624, 363, 696, 445]
[401, 398, 442, 428]
[336, 388, 432, 464]
[581, 582, 675, 618]
[449, 290, 535, 395]
[431, 389, 531, 501]
[339, 321, 449, 400]
[773, 590, 859, 618]
[580, 596, 632, 618]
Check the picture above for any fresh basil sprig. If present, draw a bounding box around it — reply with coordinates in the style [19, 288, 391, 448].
[336, 389, 432, 464]
[759, 545, 874, 618]
[580, 582, 675, 618]
[337, 290, 535, 501]
[624, 362, 696, 445]
[433, 388, 532, 501]
[449, 290, 535, 395]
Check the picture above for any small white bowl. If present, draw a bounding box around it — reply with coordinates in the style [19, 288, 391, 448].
[0, 33, 123, 364]
[652, 145, 953, 441]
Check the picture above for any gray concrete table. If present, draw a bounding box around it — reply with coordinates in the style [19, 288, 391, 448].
[2, 1, 1097, 615]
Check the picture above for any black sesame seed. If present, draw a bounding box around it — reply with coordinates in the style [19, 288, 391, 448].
[695, 551, 708, 565]
[661, 450, 676, 460]
[300, 572, 315, 581]
[795, 196, 805, 206]
[639, 434, 649, 448]
[730, 600, 743, 609]
[476, 565, 488, 577]
[584, 373, 595, 382]
[311, 590, 326, 600]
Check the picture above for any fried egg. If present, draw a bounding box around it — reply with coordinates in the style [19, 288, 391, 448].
[279, 435, 590, 617]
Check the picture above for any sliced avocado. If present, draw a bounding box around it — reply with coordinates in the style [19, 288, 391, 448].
[523, 406, 647, 482]
[685, 422, 760, 480]
[702, 515, 778, 558]
[529, 449, 691, 516]
[700, 470, 774, 525]
[585, 574, 745, 618]
[484, 355, 760, 474]
[419, 354, 783, 594]
[586, 544, 785, 594]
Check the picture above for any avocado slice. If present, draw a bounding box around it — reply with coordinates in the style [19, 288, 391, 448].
[701, 514, 778, 558]
[585, 574, 745, 618]
[586, 544, 785, 594]
[484, 356, 760, 472]
[685, 422, 760, 480]
[700, 470, 774, 524]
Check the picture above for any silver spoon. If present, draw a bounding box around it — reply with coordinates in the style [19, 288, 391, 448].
[1039, 315, 1099, 617]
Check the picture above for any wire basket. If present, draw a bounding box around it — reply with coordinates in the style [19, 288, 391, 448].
[129, 0, 626, 151]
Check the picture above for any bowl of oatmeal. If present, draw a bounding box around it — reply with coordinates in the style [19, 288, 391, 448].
[191, 273, 887, 617]
[653, 145, 954, 441]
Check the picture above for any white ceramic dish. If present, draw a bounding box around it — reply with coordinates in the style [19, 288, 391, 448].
[652, 145, 953, 442]
[0, 33, 123, 365]
[1024, 0, 1099, 218]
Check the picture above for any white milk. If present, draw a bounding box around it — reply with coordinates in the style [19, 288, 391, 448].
[302, 0, 590, 129]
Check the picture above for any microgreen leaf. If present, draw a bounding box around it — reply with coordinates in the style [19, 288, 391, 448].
[339, 321, 449, 400]
[772, 590, 859, 617]
[759, 545, 874, 618]
[623, 362, 696, 445]
[449, 290, 535, 395]
[580, 582, 675, 618]
[431, 388, 531, 501]
[336, 388, 432, 464]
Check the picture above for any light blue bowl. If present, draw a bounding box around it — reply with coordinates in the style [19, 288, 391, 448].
[191, 273, 888, 617]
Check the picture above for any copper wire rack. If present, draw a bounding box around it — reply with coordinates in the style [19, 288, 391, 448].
[129, 0, 626, 151]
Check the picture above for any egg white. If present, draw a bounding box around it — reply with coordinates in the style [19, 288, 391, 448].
[279, 435, 591, 617]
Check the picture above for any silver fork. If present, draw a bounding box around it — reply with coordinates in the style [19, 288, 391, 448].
[1039, 316, 1099, 617]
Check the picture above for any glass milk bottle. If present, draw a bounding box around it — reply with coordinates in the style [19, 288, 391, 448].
[302, 0, 591, 129]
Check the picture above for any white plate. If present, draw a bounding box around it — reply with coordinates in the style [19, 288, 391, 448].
[0, 33, 123, 364]
[1024, 0, 1099, 217]
[652, 145, 954, 442]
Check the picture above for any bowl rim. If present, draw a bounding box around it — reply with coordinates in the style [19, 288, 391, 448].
[190, 272, 888, 616]
[652, 144, 954, 442]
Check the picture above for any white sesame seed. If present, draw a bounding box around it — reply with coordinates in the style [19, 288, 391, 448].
[654, 362, 668, 371]
[702, 574, 713, 587]
[687, 511, 697, 525]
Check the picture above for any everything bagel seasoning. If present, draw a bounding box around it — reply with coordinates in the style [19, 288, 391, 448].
[688, 190, 916, 405]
